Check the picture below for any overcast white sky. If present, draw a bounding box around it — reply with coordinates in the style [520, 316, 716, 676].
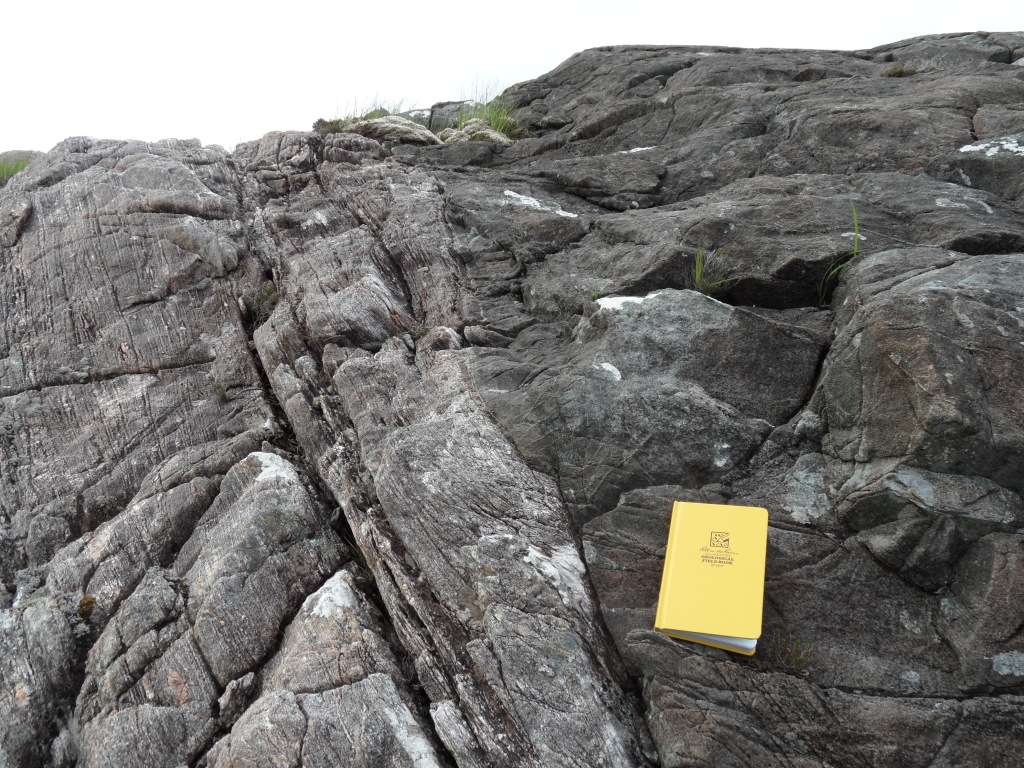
[3, 1, 1021, 152]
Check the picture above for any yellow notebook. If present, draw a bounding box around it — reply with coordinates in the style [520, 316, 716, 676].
[655, 501, 768, 655]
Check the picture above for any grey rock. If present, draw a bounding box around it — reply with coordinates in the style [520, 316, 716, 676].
[45, 434, 266, 625]
[0, 137, 274, 581]
[581, 485, 703, 663]
[394, 140, 501, 169]
[627, 632, 1024, 768]
[0, 150, 40, 194]
[322, 132, 389, 164]
[0, 598, 79, 768]
[256, 565, 404, 696]
[0, 136, 278, 768]
[207, 564, 447, 767]
[5, 30, 1024, 768]
[503, 37, 1024, 202]
[468, 288, 823, 524]
[972, 105, 1024, 139]
[584, 487, 962, 694]
[300, 337, 651, 766]
[244, 141, 651, 765]
[216, 671, 255, 726]
[73, 452, 345, 768]
[505, 172, 1024, 314]
[938, 533, 1024, 690]
[816, 253, 1024, 489]
[583, 485, 1024, 763]
[932, 132, 1024, 204]
[528, 153, 665, 210]
[207, 675, 444, 768]
[0, 197, 31, 247]
[425, 100, 472, 132]
[876, 31, 1015, 70]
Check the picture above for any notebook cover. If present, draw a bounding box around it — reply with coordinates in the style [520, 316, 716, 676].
[655, 501, 768, 644]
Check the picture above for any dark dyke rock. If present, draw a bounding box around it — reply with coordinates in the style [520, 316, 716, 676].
[467, 287, 826, 525]
[3, 31, 1024, 768]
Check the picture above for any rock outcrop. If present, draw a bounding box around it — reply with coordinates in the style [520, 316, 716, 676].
[2, 30, 1024, 767]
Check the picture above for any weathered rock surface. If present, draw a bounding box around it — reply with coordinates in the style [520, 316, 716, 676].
[342, 115, 445, 147]
[3, 31, 1024, 768]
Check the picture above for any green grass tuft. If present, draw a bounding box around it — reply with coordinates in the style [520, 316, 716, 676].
[455, 99, 530, 139]
[243, 282, 281, 326]
[451, 82, 531, 140]
[312, 99, 409, 135]
[881, 64, 917, 78]
[818, 203, 860, 306]
[0, 155, 30, 185]
[683, 246, 734, 297]
[764, 631, 814, 675]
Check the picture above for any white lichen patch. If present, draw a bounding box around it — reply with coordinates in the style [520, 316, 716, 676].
[84, 522, 116, 559]
[781, 455, 830, 524]
[523, 542, 590, 613]
[899, 609, 927, 635]
[597, 295, 644, 310]
[301, 210, 330, 228]
[970, 197, 994, 214]
[712, 442, 732, 468]
[96, 377, 150, 419]
[596, 289, 664, 310]
[992, 651, 1024, 677]
[252, 451, 299, 484]
[959, 137, 1024, 156]
[356, 674, 444, 767]
[502, 190, 578, 218]
[597, 719, 637, 766]
[380, 700, 442, 766]
[899, 670, 922, 692]
[954, 308, 975, 329]
[302, 571, 358, 619]
[936, 194, 994, 214]
[795, 410, 821, 434]
[591, 362, 622, 381]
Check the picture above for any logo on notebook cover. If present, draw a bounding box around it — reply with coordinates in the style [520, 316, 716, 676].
[710, 531, 730, 548]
